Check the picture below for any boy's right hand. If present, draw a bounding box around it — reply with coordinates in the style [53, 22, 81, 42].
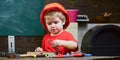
[35, 47, 43, 52]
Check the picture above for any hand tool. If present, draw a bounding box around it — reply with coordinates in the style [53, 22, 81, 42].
[49, 53, 92, 58]
[7, 52, 56, 58]
[7, 53, 48, 58]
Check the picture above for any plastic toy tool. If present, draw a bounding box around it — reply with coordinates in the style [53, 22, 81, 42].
[50, 53, 92, 58]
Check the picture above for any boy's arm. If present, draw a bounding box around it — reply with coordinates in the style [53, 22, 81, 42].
[61, 40, 78, 50]
[51, 40, 78, 50]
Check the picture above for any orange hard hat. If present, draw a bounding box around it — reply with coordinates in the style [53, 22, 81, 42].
[40, 3, 70, 30]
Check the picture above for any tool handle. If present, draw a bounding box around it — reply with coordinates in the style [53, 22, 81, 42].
[73, 54, 83, 57]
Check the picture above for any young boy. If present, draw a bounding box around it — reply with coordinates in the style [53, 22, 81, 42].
[35, 3, 78, 55]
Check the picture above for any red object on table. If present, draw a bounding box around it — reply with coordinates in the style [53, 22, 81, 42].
[73, 54, 83, 57]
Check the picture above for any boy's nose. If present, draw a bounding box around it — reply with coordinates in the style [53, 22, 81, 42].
[51, 23, 56, 27]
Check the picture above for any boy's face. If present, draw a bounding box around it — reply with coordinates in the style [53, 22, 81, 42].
[45, 17, 64, 35]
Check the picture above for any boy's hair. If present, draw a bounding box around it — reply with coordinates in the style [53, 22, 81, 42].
[44, 11, 66, 23]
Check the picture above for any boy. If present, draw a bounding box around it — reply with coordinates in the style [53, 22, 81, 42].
[35, 3, 78, 55]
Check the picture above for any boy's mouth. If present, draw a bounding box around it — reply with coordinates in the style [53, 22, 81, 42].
[51, 29, 57, 32]
[51, 28, 57, 31]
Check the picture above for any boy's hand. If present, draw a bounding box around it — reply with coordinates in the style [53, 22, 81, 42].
[51, 40, 63, 47]
[35, 47, 43, 52]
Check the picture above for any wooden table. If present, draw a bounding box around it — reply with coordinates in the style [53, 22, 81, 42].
[0, 56, 120, 60]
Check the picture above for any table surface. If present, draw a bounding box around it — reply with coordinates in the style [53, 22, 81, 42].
[0, 56, 120, 60]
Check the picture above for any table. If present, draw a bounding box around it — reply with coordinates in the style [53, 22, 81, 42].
[0, 56, 120, 60]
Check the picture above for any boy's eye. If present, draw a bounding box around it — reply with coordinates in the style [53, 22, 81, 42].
[47, 22, 52, 25]
[54, 21, 58, 24]
[47, 21, 59, 25]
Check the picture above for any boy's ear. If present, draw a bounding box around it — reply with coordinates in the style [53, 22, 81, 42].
[63, 22, 65, 25]
[62, 20, 66, 25]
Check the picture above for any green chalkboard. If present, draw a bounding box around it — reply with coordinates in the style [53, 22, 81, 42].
[0, 0, 45, 36]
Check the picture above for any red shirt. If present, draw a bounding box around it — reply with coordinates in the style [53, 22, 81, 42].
[41, 30, 78, 55]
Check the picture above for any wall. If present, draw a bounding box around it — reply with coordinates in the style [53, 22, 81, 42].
[44, 0, 120, 23]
